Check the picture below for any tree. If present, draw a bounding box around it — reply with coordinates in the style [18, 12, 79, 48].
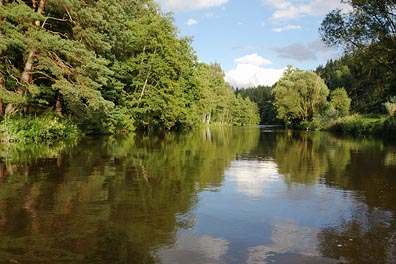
[272, 68, 329, 126]
[320, 0, 396, 53]
[0, 0, 258, 134]
[319, 0, 396, 110]
[330, 87, 351, 117]
[0, 0, 114, 119]
[236, 85, 278, 124]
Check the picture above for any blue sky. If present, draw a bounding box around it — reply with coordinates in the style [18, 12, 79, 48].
[156, 0, 349, 88]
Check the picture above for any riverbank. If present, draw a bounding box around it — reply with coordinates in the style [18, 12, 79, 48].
[0, 115, 80, 142]
[324, 114, 396, 137]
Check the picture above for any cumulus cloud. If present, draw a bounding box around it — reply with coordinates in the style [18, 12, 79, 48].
[185, 18, 198, 26]
[273, 24, 301, 32]
[262, 0, 349, 21]
[235, 53, 272, 66]
[272, 40, 340, 62]
[157, 0, 229, 12]
[225, 54, 285, 88]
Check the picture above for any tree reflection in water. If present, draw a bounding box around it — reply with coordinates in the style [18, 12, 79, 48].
[0, 128, 395, 263]
[0, 127, 260, 263]
[272, 130, 396, 264]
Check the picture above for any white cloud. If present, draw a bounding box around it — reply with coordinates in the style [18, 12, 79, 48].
[273, 24, 301, 32]
[225, 54, 285, 88]
[157, 0, 229, 12]
[185, 18, 198, 26]
[262, 0, 349, 21]
[235, 53, 272, 66]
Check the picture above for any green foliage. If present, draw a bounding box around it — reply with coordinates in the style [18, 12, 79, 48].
[79, 106, 135, 135]
[311, 106, 339, 130]
[382, 116, 396, 135]
[0, 0, 259, 134]
[383, 96, 396, 117]
[330, 87, 351, 117]
[316, 53, 393, 113]
[193, 63, 260, 127]
[328, 114, 387, 135]
[273, 68, 329, 126]
[319, 0, 396, 113]
[2, 114, 80, 141]
[236, 85, 278, 124]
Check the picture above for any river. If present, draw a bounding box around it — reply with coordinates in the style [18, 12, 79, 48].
[0, 127, 395, 264]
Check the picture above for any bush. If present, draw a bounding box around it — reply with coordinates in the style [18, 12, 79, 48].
[2, 114, 80, 142]
[80, 106, 135, 135]
[328, 114, 386, 135]
[382, 116, 396, 135]
[383, 96, 396, 117]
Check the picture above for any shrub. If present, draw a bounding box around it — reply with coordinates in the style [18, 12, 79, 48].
[80, 106, 135, 135]
[328, 114, 385, 135]
[2, 114, 80, 142]
[313, 106, 339, 130]
[383, 96, 396, 117]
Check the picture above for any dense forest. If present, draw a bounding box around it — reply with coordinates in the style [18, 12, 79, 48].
[0, 0, 259, 139]
[1, 0, 395, 139]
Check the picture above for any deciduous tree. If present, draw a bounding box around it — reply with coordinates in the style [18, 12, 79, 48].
[273, 68, 329, 126]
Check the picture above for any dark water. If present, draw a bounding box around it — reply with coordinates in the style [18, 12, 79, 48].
[0, 127, 395, 264]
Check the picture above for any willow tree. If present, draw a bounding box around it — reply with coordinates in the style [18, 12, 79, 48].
[273, 68, 329, 126]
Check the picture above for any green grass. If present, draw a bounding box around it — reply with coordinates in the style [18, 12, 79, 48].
[326, 114, 393, 136]
[1, 113, 80, 142]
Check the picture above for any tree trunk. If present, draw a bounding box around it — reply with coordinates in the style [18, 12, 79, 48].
[137, 69, 151, 104]
[0, 98, 3, 117]
[0, 48, 4, 116]
[6, 50, 35, 115]
[136, 46, 157, 107]
[55, 94, 62, 116]
[0, 0, 4, 116]
[35, 0, 46, 27]
[202, 113, 211, 124]
[21, 50, 35, 87]
[6, 0, 46, 116]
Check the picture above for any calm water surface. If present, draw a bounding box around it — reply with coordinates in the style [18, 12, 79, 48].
[0, 127, 395, 264]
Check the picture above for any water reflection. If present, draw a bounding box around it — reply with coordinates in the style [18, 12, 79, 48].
[0, 127, 260, 263]
[247, 223, 339, 264]
[0, 127, 395, 263]
[227, 160, 280, 197]
[159, 232, 229, 264]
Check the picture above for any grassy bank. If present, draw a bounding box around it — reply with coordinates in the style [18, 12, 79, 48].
[325, 114, 396, 136]
[1, 114, 80, 143]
